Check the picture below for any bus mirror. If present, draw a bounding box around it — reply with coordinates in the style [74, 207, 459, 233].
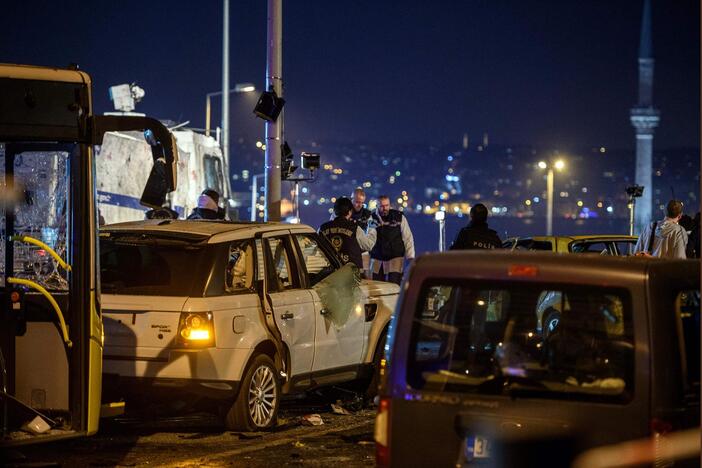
[140, 158, 169, 209]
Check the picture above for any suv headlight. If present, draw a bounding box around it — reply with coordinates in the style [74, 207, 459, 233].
[176, 312, 215, 348]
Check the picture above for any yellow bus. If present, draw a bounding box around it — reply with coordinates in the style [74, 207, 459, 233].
[0, 63, 177, 445]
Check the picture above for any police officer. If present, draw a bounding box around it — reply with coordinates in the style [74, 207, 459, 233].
[350, 188, 372, 230]
[320, 197, 376, 270]
[370, 195, 415, 285]
[450, 203, 502, 250]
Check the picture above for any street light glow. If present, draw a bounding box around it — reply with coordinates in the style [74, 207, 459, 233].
[554, 159, 565, 170]
[538, 161, 547, 169]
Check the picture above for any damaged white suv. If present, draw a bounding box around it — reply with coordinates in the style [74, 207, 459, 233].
[99, 220, 398, 430]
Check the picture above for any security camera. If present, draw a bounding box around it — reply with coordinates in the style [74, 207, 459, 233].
[301, 152, 320, 171]
[625, 185, 644, 198]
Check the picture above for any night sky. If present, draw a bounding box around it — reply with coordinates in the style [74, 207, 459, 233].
[2, 1, 699, 150]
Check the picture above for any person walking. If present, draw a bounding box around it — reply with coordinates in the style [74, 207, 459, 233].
[633, 199, 688, 259]
[450, 203, 502, 250]
[319, 197, 376, 270]
[187, 189, 225, 220]
[370, 195, 414, 285]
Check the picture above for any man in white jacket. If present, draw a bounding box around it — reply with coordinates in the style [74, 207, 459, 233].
[634, 200, 688, 259]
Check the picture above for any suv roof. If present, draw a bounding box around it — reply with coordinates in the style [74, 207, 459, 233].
[412, 250, 697, 286]
[101, 219, 316, 244]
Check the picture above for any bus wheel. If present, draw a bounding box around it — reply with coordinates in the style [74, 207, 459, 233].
[225, 354, 279, 431]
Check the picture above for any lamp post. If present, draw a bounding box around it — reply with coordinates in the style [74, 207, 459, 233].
[538, 159, 565, 236]
[250, 173, 265, 221]
[205, 83, 256, 138]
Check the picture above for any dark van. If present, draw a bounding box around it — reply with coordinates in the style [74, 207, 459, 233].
[375, 251, 699, 467]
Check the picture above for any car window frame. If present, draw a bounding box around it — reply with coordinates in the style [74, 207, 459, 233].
[291, 232, 340, 289]
[263, 234, 303, 293]
[221, 238, 258, 295]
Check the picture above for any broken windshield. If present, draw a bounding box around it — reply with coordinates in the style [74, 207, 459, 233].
[0, 143, 71, 291]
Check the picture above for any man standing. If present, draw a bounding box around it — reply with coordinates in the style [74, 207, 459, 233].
[634, 199, 688, 258]
[350, 188, 373, 230]
[370, 195, 415, 285]
[320, 197, 376, 270]
[187, 189, 225, 220]
[450, 203, 502, 250]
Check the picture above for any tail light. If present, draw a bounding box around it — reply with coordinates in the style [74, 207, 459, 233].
[176, 312, 215, 348]
[375, 397, 391, 467]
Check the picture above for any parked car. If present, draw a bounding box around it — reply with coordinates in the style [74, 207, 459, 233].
[503, 235, 637, 255]
[375, 251, 699, 467]
[99, 219, 398, 431]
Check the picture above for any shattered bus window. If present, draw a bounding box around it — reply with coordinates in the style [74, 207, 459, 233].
[0, 146, 70, 290]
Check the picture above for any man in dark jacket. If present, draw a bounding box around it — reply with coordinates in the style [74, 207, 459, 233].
[450, 203, 502, 250]
[370, 195, 415, 285]
[320, 197, 376, 270]
[187, 189, 225, 220]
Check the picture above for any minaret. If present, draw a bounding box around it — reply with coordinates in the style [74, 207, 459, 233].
[630, 0, 660, 232]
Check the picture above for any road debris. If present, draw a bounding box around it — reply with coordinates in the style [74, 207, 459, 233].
[331, 402, 352, 415]
[301, 414, 324, 426]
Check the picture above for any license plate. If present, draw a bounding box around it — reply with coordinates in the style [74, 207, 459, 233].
[464, 435, 490, 460]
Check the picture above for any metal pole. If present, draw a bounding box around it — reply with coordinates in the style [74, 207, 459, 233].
[222, 0, 230, 192]
[628, 197, 636, 237]
[251, 174, 258, 222]
[205, 94, 212, 137]
[439, 218, 446, 251]
[546, 168, 554, 236]
[264, 0, 282, 221]
[294, 181, 300, 222]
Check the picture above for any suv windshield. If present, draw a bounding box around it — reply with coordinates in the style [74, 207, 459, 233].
[408, 281, 634, 403]
[99, 234, 209, 296]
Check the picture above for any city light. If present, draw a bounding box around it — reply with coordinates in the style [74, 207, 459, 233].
[577, 200, 584, 207]
[538, 161, 547, 169]
[554, 159, 565, 170]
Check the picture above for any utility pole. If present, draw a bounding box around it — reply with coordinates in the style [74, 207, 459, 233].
[546, 167, 554, 236]
[264, 0, 283, 221]
[221, 0, 231, 193]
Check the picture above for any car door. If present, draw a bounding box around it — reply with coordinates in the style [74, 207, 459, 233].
[293, 233, 365, 373]
[261, 232, 316, 378]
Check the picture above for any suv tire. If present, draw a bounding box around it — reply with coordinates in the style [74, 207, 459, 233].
[225, 354, 280, 431]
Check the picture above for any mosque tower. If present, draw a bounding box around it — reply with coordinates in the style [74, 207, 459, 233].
[630, 0, 660, 232]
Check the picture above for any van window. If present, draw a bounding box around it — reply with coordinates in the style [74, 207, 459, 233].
[203, 154, 223, 196]
[676, 289, 700, 392]
[408, 282, 633, 403]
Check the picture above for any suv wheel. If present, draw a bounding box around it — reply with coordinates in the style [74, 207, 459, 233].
[225, 354, 279, 431]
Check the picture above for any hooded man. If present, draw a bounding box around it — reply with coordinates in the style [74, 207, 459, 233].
[450, 203, 502, 250]
[187, 189, 225, 220]
[634, 199, 688, 259]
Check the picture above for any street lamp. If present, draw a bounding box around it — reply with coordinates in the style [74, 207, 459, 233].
[205, 82, 256, 137]
[538, 159, 566, 236]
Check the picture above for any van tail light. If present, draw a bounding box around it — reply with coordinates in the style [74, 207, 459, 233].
[375, 397, 391, 467]
[176, 312, 215, 348]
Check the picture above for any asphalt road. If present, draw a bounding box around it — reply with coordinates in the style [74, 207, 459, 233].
[4, 391, 377, 467]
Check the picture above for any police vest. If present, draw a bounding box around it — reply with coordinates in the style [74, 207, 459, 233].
[371, 210, 405, 260]
[319, 217, 363, 269]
